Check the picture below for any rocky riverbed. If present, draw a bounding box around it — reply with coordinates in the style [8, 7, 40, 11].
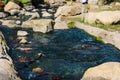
[0, 0, 120, 80]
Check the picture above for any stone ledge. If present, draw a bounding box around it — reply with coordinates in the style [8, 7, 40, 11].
[0, 31, 21, 80]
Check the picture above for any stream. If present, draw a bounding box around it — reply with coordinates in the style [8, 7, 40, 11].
[1, 27, 120, 80]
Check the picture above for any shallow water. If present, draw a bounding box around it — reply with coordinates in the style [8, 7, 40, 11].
[1, 27, 120, 80]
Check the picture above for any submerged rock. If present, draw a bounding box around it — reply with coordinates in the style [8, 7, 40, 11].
[81, 62, 120, 80]
[32, 67, 44, 73]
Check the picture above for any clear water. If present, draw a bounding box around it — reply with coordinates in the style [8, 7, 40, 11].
[1, 27, 120, 80]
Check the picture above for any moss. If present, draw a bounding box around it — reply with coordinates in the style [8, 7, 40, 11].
[67, 22, 76, 29]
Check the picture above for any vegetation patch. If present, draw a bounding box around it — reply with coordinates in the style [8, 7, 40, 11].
[68, 18, 120, 31]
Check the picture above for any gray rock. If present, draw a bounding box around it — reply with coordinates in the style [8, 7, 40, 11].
[9, 9, 20, 16]
[0, 12, 7, 19]
[0, 32, 21, 80]
[19, 38, 28, 44]
[24, 6, 35, 11]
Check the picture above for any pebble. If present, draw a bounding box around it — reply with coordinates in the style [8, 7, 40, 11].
[32, 67, 44, 73]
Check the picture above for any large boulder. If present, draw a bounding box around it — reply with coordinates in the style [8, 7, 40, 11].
[81, 62, 120, 80]
[84, 11, 120, 25]
[55, 3, 86, 17]
[0, 32, 21, 80]
[4, 2, 21, 12]
[31, 19, 53, 33]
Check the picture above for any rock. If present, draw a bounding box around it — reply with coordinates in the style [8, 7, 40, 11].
[88, 0, 98, 4]
[4, 2, 21, 12]
[32, 67, 44, 73]
[32, 19, 53, 33]
[42, 11, 52, 17]
[2, 20, 18, 28]
[0, 32, 21, 80]
[84, 11, 120, 25]
[19, 38, 27, 44]
[24, 6, 35, 11]
[37, 53, 46, 57]
[0, 12, 8, 19]
[25, 12, 40, 20]
[81, 62, 120, 80]
[55, 3, 85, 17]
[21, 21, 32, 28]
[32, 9, 39, 12]
[54, 15, 68, 29]
[9, 9, 20, 16]
[54, 21, 68, 29]
[16, 20, 21, 25]
[17, 30, 28, 37]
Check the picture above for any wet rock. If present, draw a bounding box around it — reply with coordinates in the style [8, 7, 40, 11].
[16, 20, 21, 25]
[32, 67, 44, 73]
[25, 12, 40, 20]
[32, 19, 53, 33]
[18, 56, 27, 62]
[9, 9, 20, 16]
[24, 6, 35, 11]
[19, 38, 28, 44]
[2, 20, 18, 28]
[37, 53, 46, 57]
[0, 12, 8, 19]
[16, 47, 32, 52]
[81, 62, 120, 80]
[17, 30, 28, 37]
[4, 2, 21, 12]
[42, 11, 52, 17]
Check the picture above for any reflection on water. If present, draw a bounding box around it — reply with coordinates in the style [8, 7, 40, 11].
[1, 28, 120, 80]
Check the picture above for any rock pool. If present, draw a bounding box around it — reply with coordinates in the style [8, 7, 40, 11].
[1, 27, 120, 80]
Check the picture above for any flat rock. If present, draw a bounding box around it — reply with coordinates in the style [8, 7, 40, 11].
[17, 30, 28, 37]
[32, 19, 53, 33]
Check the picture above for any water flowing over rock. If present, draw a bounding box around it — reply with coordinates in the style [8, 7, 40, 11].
[0, 32, 21, 80]
[4, 2, 21, 12]
[84, 11, 120, 25]
[81, 62, 120, 80]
